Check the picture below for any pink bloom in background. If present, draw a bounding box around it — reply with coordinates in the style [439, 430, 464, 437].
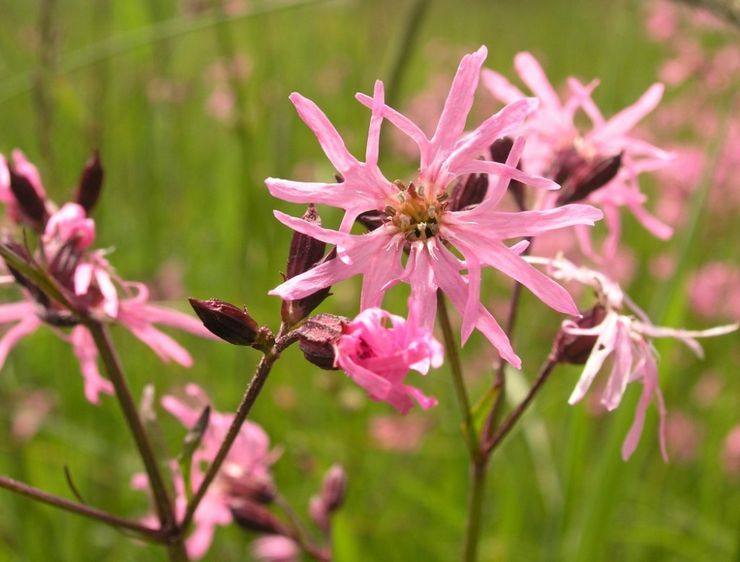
[721, 425, 740, 478]
[369, 413, 430, 452]
[135, 384, 276, 559]
[0, 152, 214, 405]
[664, 411, 703, 463]
[483, 52, 673, 259]
[251, 535, 300, 562]
[334, 306, 443, 414]
[687, 262, 740, 321]
[530, 256, 738, 460]
[268, 47, 603, 367]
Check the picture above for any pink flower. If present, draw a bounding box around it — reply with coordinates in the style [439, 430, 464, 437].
[267, 47, 602, 367]
[0, 154, 214, 405]
[483, 52, 673, 259]
[135, 384, 275, 559]
[721, 425, 740, 478]
[688, 262, 740, 321]
[334, 306, 443, 414]
[532, 256, 738, 460]
[251, 535, 300, 562]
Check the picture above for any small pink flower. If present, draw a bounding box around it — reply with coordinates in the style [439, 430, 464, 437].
[483, 52, 673, 259]
[687, 262, 740, 321]
[267, 47, 602, 366]
[532, 256, 738, 460]
[135, 384, 276, 559]
[251, 535, 300, 562]
[369, 413, 430, 452]
[334, 306, 443, 414]
[721, 425, 740, 478]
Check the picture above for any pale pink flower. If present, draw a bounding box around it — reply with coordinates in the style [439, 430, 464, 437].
[687, 262, 740, 321]
[251, 535, 300, 562]
[333, 306, 443, 414]
[530, 255, 738, 460]
[721, 425, 740, 477]
[664, 411, 703, 463]
[135, 384, 275, 559]
[483, 52, 673, 259]
[267, 47, 602, 366]
[369, 413, 430, 452]
[11, 389, 54, 442]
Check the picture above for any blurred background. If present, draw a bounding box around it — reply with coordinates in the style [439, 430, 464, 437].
[0, 0, 738, 560]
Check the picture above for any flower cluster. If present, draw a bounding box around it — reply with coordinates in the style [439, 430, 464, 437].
[0, 150, 212, 404]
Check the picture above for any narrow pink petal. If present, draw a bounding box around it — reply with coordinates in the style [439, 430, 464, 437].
[621, 352, 659, 460]
[125, 323, 193, 367]
[95, 269, 119, 318]
[137, 304, 215, 338]
[591, 83, 664, 144]
[487, 135, 526, 206]
[601, 320, 634, 410]
[0, 301, 35, 324]
[69, 326, 114, 405]
[629, 203, 673, 240]
[365, 80, 384, 167]
[481, 68, 526, 104]
[265, 178, 364, 208]
[566, 77, 604, 126]
[601, 204, 622, 260]
[0, 316, 42, 369]
[455, 159, 559, 190]
[161, 395, 200, 428]
[186, 520, 218, 561]
[431, 46, 488, 155]
[405, 243, 439, 332]
[359, 244, 404, 310]
[273, 210, 349, 246]
[514, 52, 562, 111]
[74, 263, 94, 296]
[434, 245, 520, 366]
[441, 232, 480, 343]
[289, 93, 358, 174]
[475, 242, 579, 316]
[568, 314, 619, 404]
[336, 354, 394, 400]
[451, 204, 603, 240]
[355, 92, 432, 166]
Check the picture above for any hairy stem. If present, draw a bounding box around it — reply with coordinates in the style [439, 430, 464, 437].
[436, 291, 478, 461]
[0, 475, 162, 540]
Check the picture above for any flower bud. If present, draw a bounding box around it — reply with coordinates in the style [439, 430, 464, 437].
[281, 205, 332, 326]
[319, 464, 347, 512]
[356, 209, 385, 231]
[230, 498, 288, 535]
[8, 166, 48, 230]
[75, 151, 104, 213]
[554, 151, 622, 205]
[188, 298, 261, 346]
[554, 305, 607, 364]
[296, 313, 347, 369]
[448, 172, 488, 211]
[224, 471, 277, 504]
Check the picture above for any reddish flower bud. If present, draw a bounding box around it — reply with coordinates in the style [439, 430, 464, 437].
[319, 464, 347, 512]
[230, 498, 288, 535]
[296, 313, 347, 370]
[189, 298, 261, 346]
[553, 151, 623, 206]
[225, 472, 277, 504]
[308, 495, 329, 532]
[554, 305, 608, 364]
[75, 151, 104, 213]
[281, 205, 332, 326]
[356, 209, 385, 231]
[8, 167, 48, 229]
[448, 172, 488, 211]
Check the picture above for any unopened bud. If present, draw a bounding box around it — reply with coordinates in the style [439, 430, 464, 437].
[319, 464, 346, 512]
[296, 313, 347, 369]
[554, 305, 607, 364]
[189, 298, 262, 347]
[308, 495, 329, 532]
[356, 209, 385, 231]
[230, 498, 288, 535]
[75, 151, 104, 213]
[8, 167, 48, 229]
[554, 151, 622, 206]
[448, 172, 488, 211]
[224, 470, 277, 504]
[281, 205, 332, 326]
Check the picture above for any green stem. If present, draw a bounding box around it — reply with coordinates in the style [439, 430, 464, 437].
[436, 291, 478, 461]
[86, 321, 186, 560]
[462, 459, 487, 562]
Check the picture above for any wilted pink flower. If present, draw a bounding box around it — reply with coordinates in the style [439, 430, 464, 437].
[267, 47, 602, 366]
[531, 255, 738, 460]
[483, 52, 673, 259]
[333, 306, 443, 414]
[721, 425, 740, 477]
[135, 384, 276, 559]
[251, 535, 300, 562]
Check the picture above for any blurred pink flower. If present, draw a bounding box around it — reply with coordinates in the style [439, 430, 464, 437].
[687, 262, 740, 321]
[251, 535, 300, 562]
[531, 255, 738, 460]
[11, 389, 54, 442]
[135, 384, 276, 559]
[369, 414, 430, 451]
[334, 306, 443, 414]
[645, 0, 679, 41]
[267, 47, 602, 366]
[483, 52, 673, 259]
[691, 372, 722, 409]
[664, 411, 703, 463]
[721, 425, 740, 477]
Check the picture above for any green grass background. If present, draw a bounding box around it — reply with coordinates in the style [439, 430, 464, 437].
[0, 0, 737, 560]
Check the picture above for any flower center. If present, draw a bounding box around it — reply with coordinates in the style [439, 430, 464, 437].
[386, 180, 448, 241]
